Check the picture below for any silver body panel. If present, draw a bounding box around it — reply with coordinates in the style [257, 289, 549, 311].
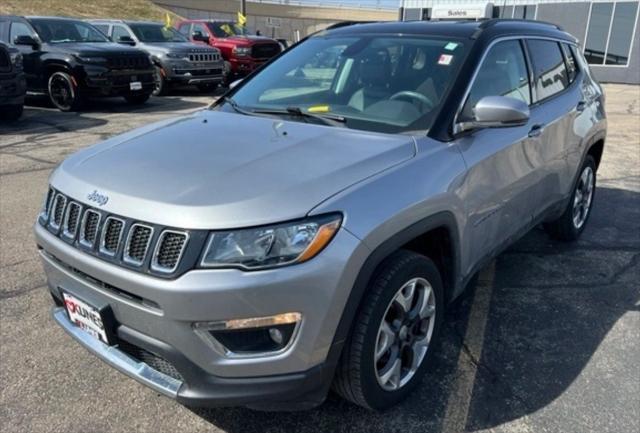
[35, 25, 607, 403]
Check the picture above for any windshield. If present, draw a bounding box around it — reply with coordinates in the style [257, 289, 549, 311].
[30, 19, 109, 43]
[225, 35, 467, 134]
[207, 22, 247, 38]
[130, 24, 188, 43]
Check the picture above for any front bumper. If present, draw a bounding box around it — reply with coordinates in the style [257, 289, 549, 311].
[35, 222, 367, 408]
[162, 60, 225, 85]
[81, 67, 155, 96]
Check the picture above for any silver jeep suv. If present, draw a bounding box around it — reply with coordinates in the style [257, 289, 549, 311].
[35, 19, 606, 411]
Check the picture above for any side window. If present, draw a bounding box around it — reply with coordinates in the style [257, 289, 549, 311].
[178, 23, 190, 36]
[9, 21, 34, 43]
[561, 43, 578, 84]
[112, 25, 131, 41]
[461, 40, 531, 120]
[526, 39, 569, 102]
[93, 24, 110, 37]
[192, 23, 207, 37]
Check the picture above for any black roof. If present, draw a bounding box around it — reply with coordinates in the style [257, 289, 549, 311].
[323, 19, 576, 43]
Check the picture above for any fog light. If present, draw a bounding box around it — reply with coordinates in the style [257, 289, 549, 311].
[269, 328, 284, 345]
[193, 312, 301, 357]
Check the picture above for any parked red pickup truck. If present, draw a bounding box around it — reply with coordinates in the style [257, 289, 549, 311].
[176, 20, 281, 82]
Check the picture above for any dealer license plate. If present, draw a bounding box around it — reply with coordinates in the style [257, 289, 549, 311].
[130, 81, 142, 91]
[62, 292, 110, 344]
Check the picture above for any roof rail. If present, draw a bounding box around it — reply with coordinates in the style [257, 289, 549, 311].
[324, 21, 374, 31]
[478, 18, 563, 31]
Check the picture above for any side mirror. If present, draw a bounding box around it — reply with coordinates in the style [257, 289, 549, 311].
[228, 79, 243, 90]
[14, 35, 39, 49]
[118, 35, 136, 46]
[192, 31, 209, 43]
[456, 96, 530, 133]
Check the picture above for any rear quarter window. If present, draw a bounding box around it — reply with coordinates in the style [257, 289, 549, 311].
[561, 43, 578, 84]
[526, 39, 569, 102]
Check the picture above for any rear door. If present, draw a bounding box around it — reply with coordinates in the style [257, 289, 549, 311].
[524, 38, 580, 215]
[455, 39, 539, 274]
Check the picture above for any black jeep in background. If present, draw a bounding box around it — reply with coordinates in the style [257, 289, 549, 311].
[0, 40, 26, 120]
[0, 16, 155, 111]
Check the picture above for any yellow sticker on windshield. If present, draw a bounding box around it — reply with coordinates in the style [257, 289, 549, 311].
[308, 105, 330, 113]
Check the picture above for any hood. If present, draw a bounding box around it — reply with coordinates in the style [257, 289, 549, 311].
[141, 41, 218, 55]
[221, 35, 278, 46]
[47, 42, 147, 57]
[51, 110, 415, 229]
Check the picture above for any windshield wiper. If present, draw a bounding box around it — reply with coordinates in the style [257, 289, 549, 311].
[222, 97, 254, 116]
[252, 106, 346, 127]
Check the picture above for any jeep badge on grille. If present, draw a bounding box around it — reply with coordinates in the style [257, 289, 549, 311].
[87, 190, 109, 206]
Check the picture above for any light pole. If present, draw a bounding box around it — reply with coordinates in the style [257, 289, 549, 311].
[241, 0, 246, 17]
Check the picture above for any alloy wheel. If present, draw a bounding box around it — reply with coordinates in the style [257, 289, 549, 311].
[374, 277, 436, 391]
[48, 73, 75, 111]
[572, 165, 595, 229]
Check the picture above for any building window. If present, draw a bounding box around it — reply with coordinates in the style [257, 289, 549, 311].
[584, 1, 639, 66]
[403, 8, 422, 21]
[606, 2, 639, 65]
[495, 4, 536, 20]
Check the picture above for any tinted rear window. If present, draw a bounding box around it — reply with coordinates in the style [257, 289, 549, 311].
[526, 39, 569, 102]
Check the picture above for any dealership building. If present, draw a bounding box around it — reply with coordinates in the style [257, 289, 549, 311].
[399, 0, 640, 84]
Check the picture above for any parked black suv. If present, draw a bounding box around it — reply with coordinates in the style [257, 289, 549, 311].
[0, 16, 155, 111]
[0, 40, 26, 120]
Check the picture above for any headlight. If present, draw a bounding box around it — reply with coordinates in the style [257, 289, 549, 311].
[76, 56, 107, 64]
[200, 214, 342, 270]
[233, 47, 251, 57]
[10, 52, 22, 69]
[165, 52, 185, 59]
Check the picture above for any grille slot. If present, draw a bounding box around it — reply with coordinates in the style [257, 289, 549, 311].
[41, 187, 56, 222]
[49, 194, 67, 230]
[62, 202, 82, 239]
[124, 224, 153, 266]
[152, 231, 188, 273]
[107, 55, 150, 70]
[80, 210, 101, 248]
[100, 217, 124, 256]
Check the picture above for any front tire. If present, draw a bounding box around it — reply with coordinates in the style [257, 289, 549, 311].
[48, 71, 83, 112]
[333, 250, 444, 410]
[544, 155, 597, 241]
[152, 66, 169, 96]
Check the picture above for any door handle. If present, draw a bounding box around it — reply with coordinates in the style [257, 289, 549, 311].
[528, 124, 544, 138]
[576, 100, 587, 112]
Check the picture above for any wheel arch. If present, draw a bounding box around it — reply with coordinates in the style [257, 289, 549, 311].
[325, 211, 461, 373]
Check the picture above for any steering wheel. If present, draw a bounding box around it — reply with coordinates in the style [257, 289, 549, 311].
[389, 91, 435, 110]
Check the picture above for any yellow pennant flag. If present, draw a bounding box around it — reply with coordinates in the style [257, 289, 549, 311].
[164, 12, 171, 29]
[237, 11, 247, 26]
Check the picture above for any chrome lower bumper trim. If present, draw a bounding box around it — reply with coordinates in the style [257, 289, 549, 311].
[52, 307, 182, 398]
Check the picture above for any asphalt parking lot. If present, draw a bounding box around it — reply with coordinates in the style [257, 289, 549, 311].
[1, 84, 638, 433]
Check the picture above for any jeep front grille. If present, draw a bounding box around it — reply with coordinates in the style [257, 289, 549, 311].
[152, 231, 188, 273]
[107, 55, 150, 70]
[188, 52, 219, 63]
[39, 188, 198, 278]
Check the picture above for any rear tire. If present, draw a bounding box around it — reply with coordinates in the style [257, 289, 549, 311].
[544, 155, 597, 241]
[333, 250, 444, 410]
[48, 71, 83, 112]
[1, 104, 23, 121]
[124, 93, 151, 105]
